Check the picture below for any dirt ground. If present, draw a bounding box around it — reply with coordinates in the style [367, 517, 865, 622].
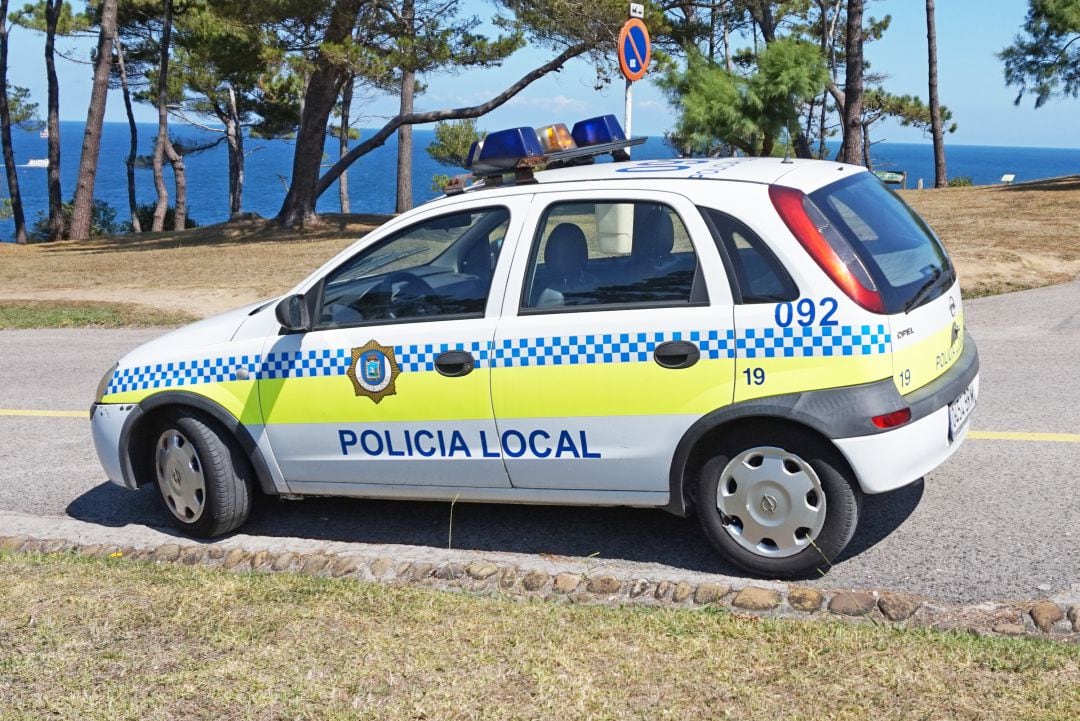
[2, 178, 1077, 318]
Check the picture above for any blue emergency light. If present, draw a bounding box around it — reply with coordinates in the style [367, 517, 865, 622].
[462, 115, 645, 178]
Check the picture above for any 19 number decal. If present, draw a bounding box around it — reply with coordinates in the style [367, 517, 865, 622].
[743, 368, 766, 386]
[774, 298, 839, 328]
[899, 369, 912, 388]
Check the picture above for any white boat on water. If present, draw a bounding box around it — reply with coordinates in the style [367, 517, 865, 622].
[21, 158, 48, 168]
[39, 128, 48, 139]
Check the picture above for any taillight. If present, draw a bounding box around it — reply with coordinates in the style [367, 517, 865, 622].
[871, 408, 912, 429]
[769, 185, 885, 313]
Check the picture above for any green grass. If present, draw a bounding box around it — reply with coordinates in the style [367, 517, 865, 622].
[1, 551, 1077, 720]
[0, 300, 194, 329]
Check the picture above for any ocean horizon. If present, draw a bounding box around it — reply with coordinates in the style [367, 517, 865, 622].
[2, 120, 1078, 242]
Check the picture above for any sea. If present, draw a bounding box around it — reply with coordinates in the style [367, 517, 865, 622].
[2, 120, 1079, 242]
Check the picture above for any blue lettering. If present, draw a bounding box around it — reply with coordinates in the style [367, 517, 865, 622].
[437, 430, 447, 457]
[384, 430, 405, 457]
[338, 430, 357, 456]
[479, 430, 500, 458]
[502, 430, 526, 458]
[529, 430, 552, 458]
[448, 430, 471, 457]
[360, 430, 383, 456]
[555, 430, 580, 458]
[415, 430, 436, 457]
[580, 430, 601, 458]
[404, 430, 413, 456]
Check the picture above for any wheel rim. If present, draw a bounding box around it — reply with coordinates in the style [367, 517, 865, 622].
[715, 446, 826, 558]
[155, 429, 206, 524]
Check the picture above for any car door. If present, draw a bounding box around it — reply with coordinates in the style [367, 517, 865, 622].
[259, 197, 529, 490]
[490, 189, 736, 493]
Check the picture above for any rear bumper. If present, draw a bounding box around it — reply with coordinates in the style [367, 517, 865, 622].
[835, 333, 980, 494]
[835, 373, 978, 493]
[90, 403, 140, 490]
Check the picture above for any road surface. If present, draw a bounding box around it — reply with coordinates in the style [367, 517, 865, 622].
[1, 282, 1078, 603]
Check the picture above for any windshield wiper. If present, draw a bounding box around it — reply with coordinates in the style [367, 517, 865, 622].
[904, 266, 943, 313]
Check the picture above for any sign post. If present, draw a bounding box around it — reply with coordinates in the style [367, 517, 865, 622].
[618, 7, 650, 156]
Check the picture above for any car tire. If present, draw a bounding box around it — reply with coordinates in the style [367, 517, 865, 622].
[151, 409, 252, 538]
[696, 425, 860, 579]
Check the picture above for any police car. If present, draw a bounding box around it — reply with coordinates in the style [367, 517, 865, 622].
[91, 115, 978, 578]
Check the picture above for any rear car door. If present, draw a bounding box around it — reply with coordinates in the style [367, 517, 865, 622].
[490, 189, 736, 494]
[258, 197, 529, 491]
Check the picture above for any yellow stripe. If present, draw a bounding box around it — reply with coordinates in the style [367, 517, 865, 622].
[0, 409, 85, 418]
[968, 430, 1080, 443]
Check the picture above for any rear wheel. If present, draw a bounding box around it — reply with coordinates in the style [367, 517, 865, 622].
[152, 409, 252, 538]
[696, 426, 860, 579]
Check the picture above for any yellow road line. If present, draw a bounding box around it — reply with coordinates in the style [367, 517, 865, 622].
[968, 430, 1080, 443]
[0, 409, 85, 418]
[1, 408, 1079, 443]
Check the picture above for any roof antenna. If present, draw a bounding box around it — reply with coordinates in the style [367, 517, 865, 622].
[781, 133, 794, 164]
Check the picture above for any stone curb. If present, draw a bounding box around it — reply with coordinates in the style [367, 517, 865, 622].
[2, 533, 1077, 642]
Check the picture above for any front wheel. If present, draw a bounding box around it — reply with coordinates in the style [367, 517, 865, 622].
[152, 409, 252, 538]
[697, 427, 860, 579]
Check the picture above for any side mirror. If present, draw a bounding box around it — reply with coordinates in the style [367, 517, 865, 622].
[275, 294, 311, 333]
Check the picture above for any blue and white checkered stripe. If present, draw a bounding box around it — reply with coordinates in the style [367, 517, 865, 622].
[738, 325, 890, 359]
[104, 324, 890, 394]
[397, 341, 492, 372]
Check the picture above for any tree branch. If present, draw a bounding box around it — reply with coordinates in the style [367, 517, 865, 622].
[315, 41, 590, 197]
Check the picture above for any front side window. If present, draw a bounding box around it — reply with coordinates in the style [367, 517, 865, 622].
[521, 201, 702, 311]
[319, 207, 509, 327]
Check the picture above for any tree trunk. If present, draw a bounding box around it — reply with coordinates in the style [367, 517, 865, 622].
[338, 75, 352, 213]
[276, 0, 363, 229]
[115, 37, 139, 232]
[0, 0, 26, 244]
[395, 70, 415, 213]
[395, 0, 416, 214]
[926, 0, 946, 187]
[164, 139, 185, 230]
[862, 122, 872, 170]
[44, 0, 62, 240]
[840, 0, 864, 165]
[69, 0, 116, 240]
[226, 84, 243, 217]
[151, 0, 173, 232]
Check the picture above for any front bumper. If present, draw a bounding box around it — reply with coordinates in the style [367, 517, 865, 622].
[90, 403, 140, 490]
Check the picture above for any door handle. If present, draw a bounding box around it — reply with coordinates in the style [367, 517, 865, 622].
[653, 341, 700, 369]
[434, 350, 475, 377]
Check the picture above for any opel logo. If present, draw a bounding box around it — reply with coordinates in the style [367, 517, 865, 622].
[760, 495, 778, 514]
[948, 297, 957, 317]
[172, 468, 182, 485]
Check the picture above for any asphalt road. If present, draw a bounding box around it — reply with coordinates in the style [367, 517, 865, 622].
[1, 283, 1078, 604]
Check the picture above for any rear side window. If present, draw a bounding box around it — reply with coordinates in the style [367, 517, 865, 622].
[809, 173, 954, 313]
[702, 208, 797, 303]
[521, 201, 705, 311]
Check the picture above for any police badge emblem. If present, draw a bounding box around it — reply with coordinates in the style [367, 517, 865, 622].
[347, 340, 399, 403]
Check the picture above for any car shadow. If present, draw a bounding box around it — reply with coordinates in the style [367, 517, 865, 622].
[65, 478, 923, 579]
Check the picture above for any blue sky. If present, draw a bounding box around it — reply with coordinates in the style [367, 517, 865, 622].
[5, 0, 1076, 147]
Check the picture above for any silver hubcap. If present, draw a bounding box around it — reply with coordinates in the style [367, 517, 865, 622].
[156, 429, 206, 523]
[716, 446, 826, 558]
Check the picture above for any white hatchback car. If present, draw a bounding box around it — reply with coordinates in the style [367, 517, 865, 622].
[91, 117, 978, 578]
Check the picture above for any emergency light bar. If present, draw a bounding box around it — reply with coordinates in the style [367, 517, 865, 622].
[463, 114, 646, 177]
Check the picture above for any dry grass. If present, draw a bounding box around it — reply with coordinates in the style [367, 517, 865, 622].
[900, 175, 1080, 297]
[1, 551, 1078, 721]
[1, 179, 1078, 324]
[0, 215, 387, 318]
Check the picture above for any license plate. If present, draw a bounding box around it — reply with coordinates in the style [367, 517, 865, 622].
[948, 380, 977, 440]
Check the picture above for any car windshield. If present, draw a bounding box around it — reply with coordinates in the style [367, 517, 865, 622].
[809, 173, 954, 313]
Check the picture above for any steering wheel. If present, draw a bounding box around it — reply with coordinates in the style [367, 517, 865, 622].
[374, 270, 441, 319]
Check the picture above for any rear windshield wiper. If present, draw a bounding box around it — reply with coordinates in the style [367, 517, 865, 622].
[904, 266, 943, 313]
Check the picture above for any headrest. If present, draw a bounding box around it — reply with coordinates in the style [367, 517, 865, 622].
[632, 206, 675, 264]
[544, 223, 588, 278]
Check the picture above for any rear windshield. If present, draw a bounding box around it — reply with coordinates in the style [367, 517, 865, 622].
[809, 173, 954, 314]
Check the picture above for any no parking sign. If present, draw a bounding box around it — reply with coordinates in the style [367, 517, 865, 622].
[618, 18, 651, 82]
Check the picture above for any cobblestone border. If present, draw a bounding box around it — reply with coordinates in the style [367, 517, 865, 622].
[2, 534, 1077, 642]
